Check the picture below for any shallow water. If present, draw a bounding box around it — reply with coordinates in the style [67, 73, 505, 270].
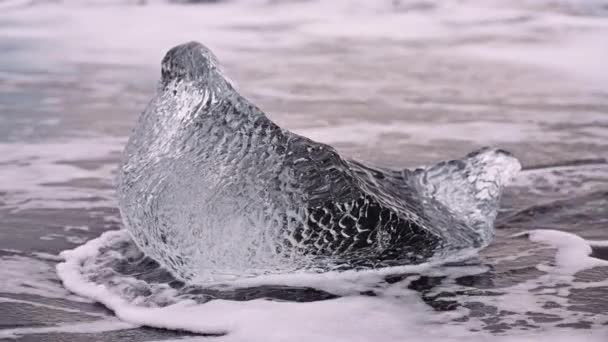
[0, 0, 607, 341]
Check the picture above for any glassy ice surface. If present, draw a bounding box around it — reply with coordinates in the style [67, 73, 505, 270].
[117, 42, 520, 282]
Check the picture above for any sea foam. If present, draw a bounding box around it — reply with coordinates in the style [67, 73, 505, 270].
[56, 227, 608, 341]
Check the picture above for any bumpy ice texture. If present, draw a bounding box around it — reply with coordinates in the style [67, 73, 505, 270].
[117, 42, 521, 283]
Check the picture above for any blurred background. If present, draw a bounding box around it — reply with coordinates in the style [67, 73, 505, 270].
[1, 0, 607, 166]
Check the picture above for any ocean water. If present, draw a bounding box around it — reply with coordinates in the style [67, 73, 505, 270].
[0, 0, 607, 341]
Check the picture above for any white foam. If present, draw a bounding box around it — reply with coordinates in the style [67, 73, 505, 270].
[525, 229, 608, 274]
[0, 255, 91, 302]
[588, 240, 608, 247]
[55, 231, 440, 340]
[156, 331, 608, 342]
[31, 252, 64, 261]
[457, 29, 608, 87]
[0, 320, 136, 339]
[432, 229, 608, 330]
[0, 297, 108, 318]
[2, 0, 608, 88]
[511, 163, 608, 198]
[55, 228, 608, 341]
[0, 136, 124, 209]
[0, 0, 29, 10]
[292, 120, 568, 146]
[64, 225, 91, 232]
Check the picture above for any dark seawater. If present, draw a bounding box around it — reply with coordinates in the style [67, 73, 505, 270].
[0, 1, 607, 341]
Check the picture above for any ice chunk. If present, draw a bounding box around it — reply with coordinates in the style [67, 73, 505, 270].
[117, 42, 520, 283]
